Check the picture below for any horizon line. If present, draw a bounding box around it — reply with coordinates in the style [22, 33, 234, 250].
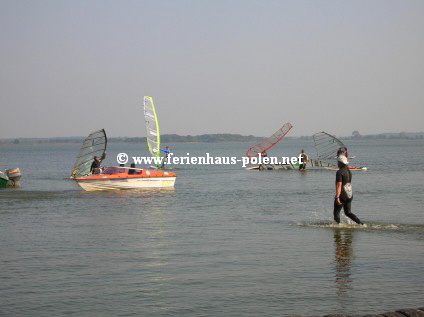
[1, 131, 424, 140]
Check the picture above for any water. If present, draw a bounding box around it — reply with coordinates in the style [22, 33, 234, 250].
[0, 139, 423, 316]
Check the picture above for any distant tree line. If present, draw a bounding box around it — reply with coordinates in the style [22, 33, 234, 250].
[111, 134, 263, 143]
[351, 133, 424, 140]
[0, 134, 264, 145]
[295, 131, 424, 141]
[346, 131, 424, 140]
[1, 132, 423, 145]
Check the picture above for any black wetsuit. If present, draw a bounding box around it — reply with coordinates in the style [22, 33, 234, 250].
[90, 153, 106, 173]
[334, 166, 362, 224]
[299, 153, 308, 170]
[90, 160, 100, 171]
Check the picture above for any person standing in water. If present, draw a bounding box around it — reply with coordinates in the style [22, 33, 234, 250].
[299, 149, 308, 171]
[334, 155, 363, 225]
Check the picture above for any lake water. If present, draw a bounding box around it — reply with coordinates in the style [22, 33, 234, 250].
[0, 139, 423, 316]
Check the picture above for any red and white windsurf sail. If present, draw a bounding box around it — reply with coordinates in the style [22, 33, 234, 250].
[245, 122, 293, 158]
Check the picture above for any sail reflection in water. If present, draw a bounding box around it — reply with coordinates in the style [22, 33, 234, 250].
[333, 229, 354, 296]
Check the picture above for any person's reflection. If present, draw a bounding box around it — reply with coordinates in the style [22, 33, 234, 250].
[333, 229, 354, 296]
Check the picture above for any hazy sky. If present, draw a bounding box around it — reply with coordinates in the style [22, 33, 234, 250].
[1, 0, 423, 138]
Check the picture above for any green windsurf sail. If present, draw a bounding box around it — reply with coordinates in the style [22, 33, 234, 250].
[143, 96, 161, 164]
[71, 129, 107, 178]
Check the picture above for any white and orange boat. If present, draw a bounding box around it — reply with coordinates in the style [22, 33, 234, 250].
[73, 167, 176, 191]
[70, 97, 176, 191]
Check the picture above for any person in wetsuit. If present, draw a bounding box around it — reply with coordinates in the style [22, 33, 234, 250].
[160, 146, 171, 169]
[334, 155, 362, 224]
[128, 163, 136, 175]
[299, 149, 308, 171]
[90, 152, 106, 174]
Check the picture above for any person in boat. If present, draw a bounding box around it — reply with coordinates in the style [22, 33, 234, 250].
[258, 150, 268, 170]
[128, 163, 136, 175]
[334, 155, 363, 225]
[160, 146, 171, 169]
[299, 149, 308, 171]
[90, 152, 106, 175]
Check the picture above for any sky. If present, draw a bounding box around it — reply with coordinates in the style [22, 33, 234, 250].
[1, 0, 423, 138]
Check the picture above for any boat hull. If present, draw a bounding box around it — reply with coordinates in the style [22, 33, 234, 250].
[73, 169, 177, 191]
[0, 169, 22, 188]
[75, 177, 176, 191]
[0, 174, 8, 188]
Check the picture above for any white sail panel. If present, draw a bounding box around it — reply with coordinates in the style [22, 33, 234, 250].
[143, 96, 160, 159]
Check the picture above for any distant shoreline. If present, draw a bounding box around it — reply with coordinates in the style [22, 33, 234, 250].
[0, 132, 423, 145]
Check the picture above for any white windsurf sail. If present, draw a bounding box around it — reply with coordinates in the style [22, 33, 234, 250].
[313, 131, 346, 161]
[71, 129, 107, 178]
[143, 96, 161, 162]
[246, 122, 293, 158]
